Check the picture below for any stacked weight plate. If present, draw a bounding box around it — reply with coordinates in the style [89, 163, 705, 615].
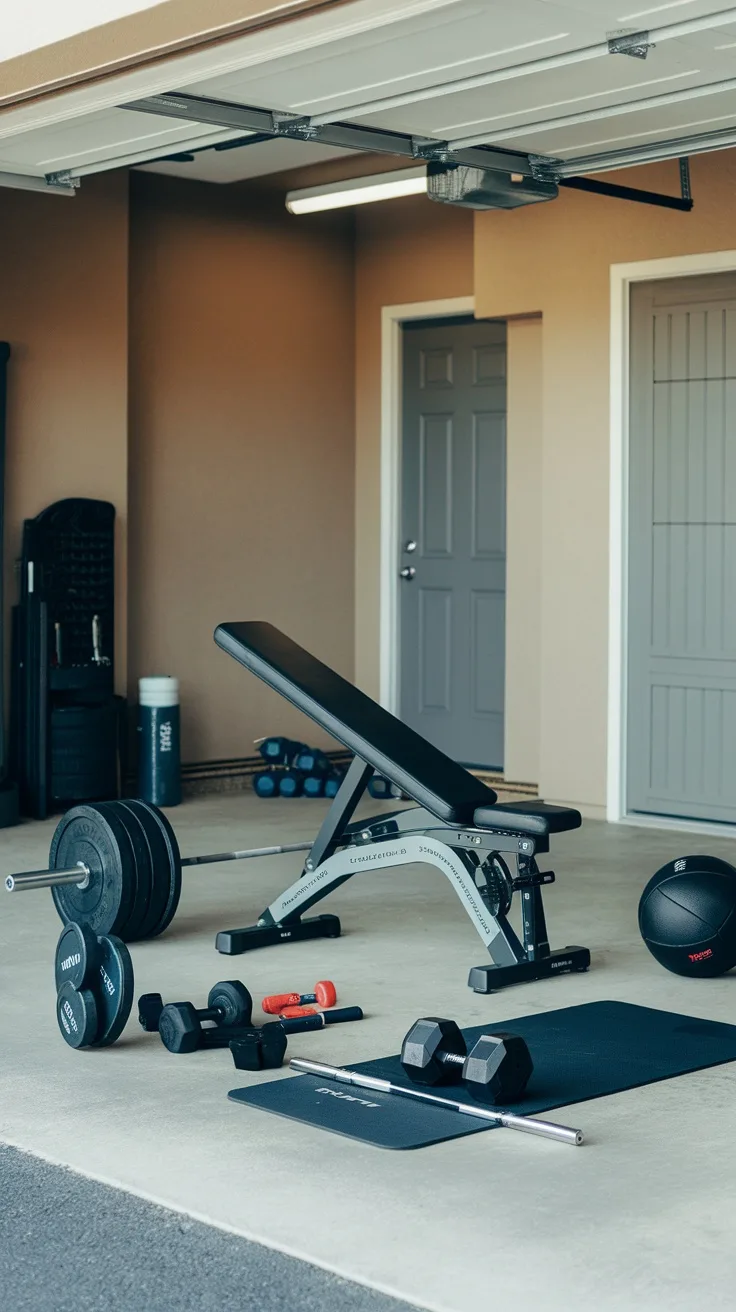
[50, 800, 182, 943]
[55, 922, 135, 1048]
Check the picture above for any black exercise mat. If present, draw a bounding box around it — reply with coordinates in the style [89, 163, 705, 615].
[229, 1001, 736, 1149]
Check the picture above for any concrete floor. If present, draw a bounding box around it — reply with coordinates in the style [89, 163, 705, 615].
[3, 793, 736, 1311]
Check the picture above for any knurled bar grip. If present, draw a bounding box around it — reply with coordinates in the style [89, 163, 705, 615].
[5, 841, 314, 892]
[180, 842, 312, 867]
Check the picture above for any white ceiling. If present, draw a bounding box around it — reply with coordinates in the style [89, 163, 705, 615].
[1, 0, 736, 189]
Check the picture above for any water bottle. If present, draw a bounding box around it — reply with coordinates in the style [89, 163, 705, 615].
[138, 676, 181, 807]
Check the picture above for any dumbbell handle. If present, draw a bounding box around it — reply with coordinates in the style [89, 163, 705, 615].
[279, 1007, 363, 1034]
[290, 1059, 584, 1146]
[200, 1023, 260, 1050]
[441, 1051, 464, 1069]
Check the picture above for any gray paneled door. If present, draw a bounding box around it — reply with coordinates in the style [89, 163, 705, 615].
[399, 318, 506, 768]
[628, 276, 736, 823]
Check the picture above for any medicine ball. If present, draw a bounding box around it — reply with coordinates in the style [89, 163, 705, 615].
[638, 855, 736, 977]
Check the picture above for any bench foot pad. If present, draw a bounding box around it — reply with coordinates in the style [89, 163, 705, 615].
[468, 947, 591, 993]
[216, 914, 342, 956]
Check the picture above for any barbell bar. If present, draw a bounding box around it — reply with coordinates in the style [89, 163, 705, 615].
[5, 842, 314, 891]
[4, 798, 315, 943]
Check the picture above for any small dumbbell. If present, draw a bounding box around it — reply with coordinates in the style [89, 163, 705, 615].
[303, 775, 325, 798]
[400, 1017, 533, 1105]
[278, 769, 305, 798]
[261, 980, 337, 1014]
[253, 769, 280, 798]
[229, 1007, 364, 1071]
[367, 775, 405, 800]
[258, 737, 306, 765]
[230, 1022, 288, 1071]
[294, 748, 331, 776]
[140, 980, 253, 1052]
[279, 1006, 363, 1030]
[324, 770, 344, 799]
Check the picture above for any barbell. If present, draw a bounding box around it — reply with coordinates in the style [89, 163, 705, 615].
[5, 798, 313, 942]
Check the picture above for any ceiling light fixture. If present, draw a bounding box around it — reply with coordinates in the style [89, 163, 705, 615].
[285, 166, 427, 213]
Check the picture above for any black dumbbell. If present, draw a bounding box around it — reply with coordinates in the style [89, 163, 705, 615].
[367, 774, 406, 800]
[258, 737, 306, 766]
[229, 1006, 364, 1071]
[253, 769, 280, 798]
[278, 769, 305, 798]
[230, 1022, 289, 1071]
[294, 749, 331, 776]
[400, 1017, 533, 1105]
[323, 769, 345, 799]
[140, 980, 253, 1052]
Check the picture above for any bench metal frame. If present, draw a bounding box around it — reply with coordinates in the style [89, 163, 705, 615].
[215, 756, 590, 993]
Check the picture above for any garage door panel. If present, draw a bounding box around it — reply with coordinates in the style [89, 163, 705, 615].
[629, 278, 736, 823]
[0, 107, 235, 175]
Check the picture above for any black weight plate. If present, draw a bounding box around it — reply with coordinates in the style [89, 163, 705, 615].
[94, 802, 151, 943]
[207, 980, 253, 1027]
[57, 982, 99, 1049]
[50, 805, 135, 939]
[118, 800, 172, 942]
[90, 933, 135, 1048]
[97, 801, 155, 943]
[54, 921, 101, 992]
[136, 802, 182, 938]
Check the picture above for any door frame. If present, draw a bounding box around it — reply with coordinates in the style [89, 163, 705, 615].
[608, 247, 736, 834]
[379, 295, 475, 712]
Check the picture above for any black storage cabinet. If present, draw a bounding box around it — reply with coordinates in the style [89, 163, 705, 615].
[12, 498, 125, 818]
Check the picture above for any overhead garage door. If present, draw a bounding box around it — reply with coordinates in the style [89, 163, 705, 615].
[628, 275, 736, 824]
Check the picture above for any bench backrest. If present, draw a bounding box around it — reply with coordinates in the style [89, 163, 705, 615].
[215, 621, 497, 824]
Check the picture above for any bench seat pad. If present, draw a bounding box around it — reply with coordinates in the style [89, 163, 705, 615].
[473, 800, 582, 837]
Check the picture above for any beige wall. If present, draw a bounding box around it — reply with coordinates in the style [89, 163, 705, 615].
[504, 316, 542, 785]
[1, 172, 129, 692]
[353, 195, 475, 696]
[475, 148, 736, 811]
[128, 173, 355, 761]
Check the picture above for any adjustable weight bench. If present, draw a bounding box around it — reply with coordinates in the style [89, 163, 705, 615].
[214, 622, 590, 992]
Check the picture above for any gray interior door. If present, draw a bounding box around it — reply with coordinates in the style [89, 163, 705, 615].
[399, 318, 506, 768]
[628, 276, 736, 823]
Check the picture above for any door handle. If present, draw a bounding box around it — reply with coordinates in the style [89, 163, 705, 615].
[399, 566, 416, 580]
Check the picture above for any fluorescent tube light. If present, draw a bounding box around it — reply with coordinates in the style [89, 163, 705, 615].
[286, 166, 427, 214]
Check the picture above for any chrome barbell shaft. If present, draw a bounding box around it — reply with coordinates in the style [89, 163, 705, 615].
[180, 841, 313, 867]
[289, 1058, 584, 1147]
[5, 840, 315, 893]
[5, 863, 90, 893]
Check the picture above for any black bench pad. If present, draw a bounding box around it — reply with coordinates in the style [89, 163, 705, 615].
[215, 621, 497, 824]
[473, 800, 582, 837]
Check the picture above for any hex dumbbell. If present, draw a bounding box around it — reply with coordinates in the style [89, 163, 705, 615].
[261, 980, 337, 1014]
[139, 980, 253, 1053]
[400, 1017, 533, 1105]
[229, 1007, 364, 1071]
